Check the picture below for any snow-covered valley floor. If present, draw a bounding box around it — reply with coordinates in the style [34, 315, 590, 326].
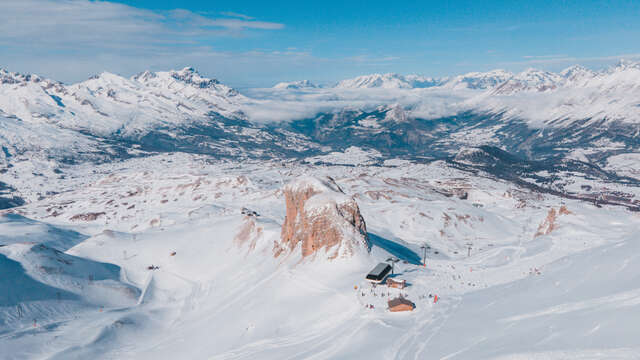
[1, 153, 639, 359]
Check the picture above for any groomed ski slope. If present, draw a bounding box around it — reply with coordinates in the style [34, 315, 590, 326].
[1, 154, 640, 359]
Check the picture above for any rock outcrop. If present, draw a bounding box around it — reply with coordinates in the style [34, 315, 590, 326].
[275, 176, 370, 259]
[69, 212, 106, 222]
[234, 216, 263, 252]
[535, 205, 572, 237]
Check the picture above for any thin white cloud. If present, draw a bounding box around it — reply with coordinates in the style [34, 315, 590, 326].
[345, 55, 401, 66]
[242, 87, 472, 123]
[0, 0, 283, 48]
[502, 53, 640, 66]
[220, 11, 255, 20]
[0, 0, 289, 83]
[522, 54, 569, 59]
[168, 9, 283, 30]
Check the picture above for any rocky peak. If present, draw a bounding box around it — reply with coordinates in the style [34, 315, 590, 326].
[0, 68, 45, 85]
[169, 67, 220, 89]
[132, 70, 157, 82]
[404, 74, 446, 88]
[273, 79, 318, 89]
[612, 59, 640, 72]
[334, 73, 410, 89]
[275, 176, 370, 260]
[490, 68, 562, 95]
[560, 65, 595, 82]
[130, 67, 239, 98]
[383, 104, 408, 123]
[447, 69, 513, 90]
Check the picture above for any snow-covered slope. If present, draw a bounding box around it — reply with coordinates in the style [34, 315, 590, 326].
[0, 67, 245, 139]
[64, 67, 245, 136]
[2, 59, 640, 359]
[304, 146, 382, 166]
[2, 153, 640, 359]
[474, 61, 640, 127]
[0, 112, 100, 159]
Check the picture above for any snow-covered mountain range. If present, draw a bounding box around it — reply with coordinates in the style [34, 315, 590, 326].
[2, 61, 640, 206]
[334, 73, 446, 89]
[0, 67, 244, 136]
[3, 61, 640, 141]
[3, 61, 640, 359]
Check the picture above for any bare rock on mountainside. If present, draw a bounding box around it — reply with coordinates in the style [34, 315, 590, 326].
[535, 205, 572, 237]
[69, 212, 106, 222]
[275, 176, 370, 259]
[235, 216, 264, 252]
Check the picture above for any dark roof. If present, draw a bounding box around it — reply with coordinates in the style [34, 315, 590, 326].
[388, 297, 414, 308]
[367, 263, 392, 279]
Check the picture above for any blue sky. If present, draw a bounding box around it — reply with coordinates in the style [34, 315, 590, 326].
[1, 0, 640, 87]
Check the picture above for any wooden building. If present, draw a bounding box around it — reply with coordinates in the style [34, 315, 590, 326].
[386, 278, 406, 289]
[387, 297, 415, 312]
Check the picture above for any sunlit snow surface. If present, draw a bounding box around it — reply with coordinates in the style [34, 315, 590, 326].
[1, 153, 640, 359]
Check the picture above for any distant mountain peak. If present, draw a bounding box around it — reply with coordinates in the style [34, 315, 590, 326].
[612, 59, 640, 71]
[334, 73, 445, 89]
[446, 69, 513, 90]
[168, 67, 221, 89]
[129, 67, 239, 97]
[560, 65, 596, 82]
[560, 64, 588, 73]
[489, 68, 563, 95]
[0, 68, 60, 87]
[132, 70, 157, 82]
[273, 79, 318, 89]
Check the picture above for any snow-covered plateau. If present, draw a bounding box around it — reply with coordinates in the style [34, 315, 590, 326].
[1, 62, 640, 359]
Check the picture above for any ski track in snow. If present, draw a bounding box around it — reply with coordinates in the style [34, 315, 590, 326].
[501, 287, 640, 322]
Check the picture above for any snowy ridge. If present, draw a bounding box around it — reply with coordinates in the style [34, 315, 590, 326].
[333, 70, 512, 90]
[443, 69, 513, 90]
[559, 65, 596, 83]
[472, 60, 640, 126]
[491, 68, 564, 94]
[0, 67, 245, 139]
[273, 80, 318, 89]
[334, 73, 445, 89]
[2, 61, 640, 136]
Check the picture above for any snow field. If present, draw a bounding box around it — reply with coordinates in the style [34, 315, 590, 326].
[1, 154, 640, 359]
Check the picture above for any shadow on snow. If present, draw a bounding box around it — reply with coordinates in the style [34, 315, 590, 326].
[368, 233, 422, 265]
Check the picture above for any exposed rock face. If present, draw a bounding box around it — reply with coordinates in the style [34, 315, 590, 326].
[235, 216, 263, 252]
[69, 212, 106, 222]
[276, 176, 370, 259]
[535, 205, 572, 237]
